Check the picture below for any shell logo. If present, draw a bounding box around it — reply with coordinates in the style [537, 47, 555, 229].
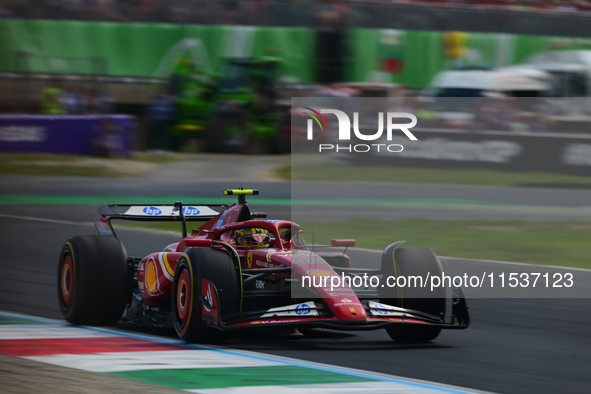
[307, 269, 334, 277]
[145, 258, 164, 295]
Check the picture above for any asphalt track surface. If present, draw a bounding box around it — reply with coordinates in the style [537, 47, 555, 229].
[1, 156, 591, 393]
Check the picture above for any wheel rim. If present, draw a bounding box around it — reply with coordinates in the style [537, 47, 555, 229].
[176, 269, 191, 322]
[60, 255, 74, 305]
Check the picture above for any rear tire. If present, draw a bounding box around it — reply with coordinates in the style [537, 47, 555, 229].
[57, 235, 129, 326]
[172, 248, 239, 343]
[380, 246, 445, 343]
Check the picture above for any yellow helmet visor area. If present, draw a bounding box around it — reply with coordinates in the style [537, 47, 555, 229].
[235, 227, 270, 248]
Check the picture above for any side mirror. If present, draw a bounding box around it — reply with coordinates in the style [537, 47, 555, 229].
[186, 239, 213, 247]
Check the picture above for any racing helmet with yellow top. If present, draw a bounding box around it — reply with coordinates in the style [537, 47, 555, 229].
[234, 227, 270, 248]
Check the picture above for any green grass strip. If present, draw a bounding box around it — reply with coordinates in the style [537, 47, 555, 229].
[0, 195, 289, 206]
[0, 153, 178, 178]
[2, 194, 589, 268]
[299, 219, 591, 270]
[107, 365, 374, 390]
[2, 195, 588, 216]
[282, 164, 591, 188]
[117, 218, 591, 269]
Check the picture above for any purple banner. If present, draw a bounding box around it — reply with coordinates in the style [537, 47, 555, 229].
[0, 115, 135, 155]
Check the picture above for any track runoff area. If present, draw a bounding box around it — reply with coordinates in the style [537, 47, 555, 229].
[0, 312, 490, 394]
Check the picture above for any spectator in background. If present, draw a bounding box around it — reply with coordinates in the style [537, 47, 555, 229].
[251, 1, 270, 26]
[0, 0, 20, 19]
[87, 87, 114, 114]
[222, 1, 240, 25]
[41, 82, 66, 115]
[148, 86, 177, 151]
[66, 0, 95, 21]
[93, 117, 125, 157]
[473, 92, 519, 132]
[136, 0, 158, 22]
[98, 89, 115, 114]
[96, 0, 125, 21]
[316, 0, 349, 29]
[167, 0, 191, 24]
[8, 0, 591, 22]
[59, 85, 87, 115]
[473, 92, 504, 131]
[529, 97, 557, 132]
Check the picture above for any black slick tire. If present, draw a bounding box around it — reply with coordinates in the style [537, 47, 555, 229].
[172, 247, 239, 343]
[57, 235, 129, 326]
[380, 246, 445, 343]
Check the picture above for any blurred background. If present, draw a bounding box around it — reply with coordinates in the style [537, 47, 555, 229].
[2, 4, 591, 394]
[3, 0, 591, 155]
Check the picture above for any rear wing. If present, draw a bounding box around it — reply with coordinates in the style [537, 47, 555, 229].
[95, 202, 228, 238]
[95, 189, 260, 238]
[99, 203, 227, 221]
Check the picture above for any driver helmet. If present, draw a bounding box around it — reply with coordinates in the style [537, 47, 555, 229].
[234, 227, 270, 248]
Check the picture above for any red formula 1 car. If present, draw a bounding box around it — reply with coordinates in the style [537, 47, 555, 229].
[58, 189, 469, 343]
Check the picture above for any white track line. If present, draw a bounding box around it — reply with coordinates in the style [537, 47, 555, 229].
[0, 311, 493, 394]
[0, 213, 78, 225]
[350, 247, 591, 272]
[3, 213, 588, 272]
[28, 350, 282, 372]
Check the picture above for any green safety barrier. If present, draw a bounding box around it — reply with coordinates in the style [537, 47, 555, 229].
[0, 21, 315, 83]
[2, 20, 591, 88]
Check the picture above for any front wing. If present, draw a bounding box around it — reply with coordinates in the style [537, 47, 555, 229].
[219, 296, 470, 332]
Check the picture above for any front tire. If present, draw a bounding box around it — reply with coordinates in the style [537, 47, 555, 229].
[57, 235, 129, 326]
[380, 246, 445, 343]
[172, 247, 239, 343]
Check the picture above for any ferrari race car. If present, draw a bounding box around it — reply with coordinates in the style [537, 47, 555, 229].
[58, 189, 469, 343]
